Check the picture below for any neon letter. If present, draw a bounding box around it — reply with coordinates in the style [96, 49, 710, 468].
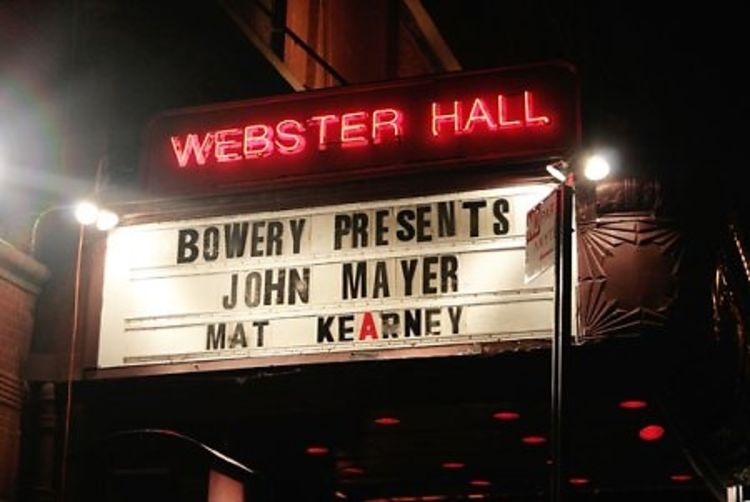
[309, 114, 339, 150]
[524, 91, 550, 126]
[171, 133, 215, 167]
[340, 111, 369, 148]
[275, 119, 306, 155]
[497, 95, 522, 128]
[431, 101, 462, 136]
[214, 128, 243, 162]
[463, 98, 497, 133]
[372, 108, 403, 144]
[244, 125, 274, 158]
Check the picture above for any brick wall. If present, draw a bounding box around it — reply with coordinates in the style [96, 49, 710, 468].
[0, 240, 48, 502]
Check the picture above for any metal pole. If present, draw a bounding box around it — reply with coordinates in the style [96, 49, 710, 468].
[551, 177, 574, 501]
[59, 156, 107, 501]
[58, 223, 85, 502]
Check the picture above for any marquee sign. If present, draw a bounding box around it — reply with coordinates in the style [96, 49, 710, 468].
[141, 63, 578, 195]
[97, 185, 557, 369]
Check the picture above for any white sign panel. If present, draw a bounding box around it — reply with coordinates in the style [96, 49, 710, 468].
[525, 189, 557, 283]
[98, 185, 557, 368]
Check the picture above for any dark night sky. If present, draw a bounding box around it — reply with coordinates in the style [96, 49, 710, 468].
[428, 2, 743, 178]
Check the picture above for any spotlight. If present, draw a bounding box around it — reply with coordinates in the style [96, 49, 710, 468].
[74, 201, 100, 225]
[583, 154, 611, 181]
[96, 209, 120, 231]
[545, 160, 569, 182]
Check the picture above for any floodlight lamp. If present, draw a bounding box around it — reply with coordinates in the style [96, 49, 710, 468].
[74, 201, 100, 225]
[95, 209, 119, 231]
[583, 154, 611, 181]
[546, 160, 569, 182]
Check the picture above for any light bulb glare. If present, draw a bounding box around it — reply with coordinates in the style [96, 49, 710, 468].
[546, 164, 567, 182]
[74, 201, 100, 225]
[96, 209, 119, 230]
[584, 154, 611, 181]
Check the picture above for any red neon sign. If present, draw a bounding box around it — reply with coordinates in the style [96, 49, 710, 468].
[142, 63, 579, 195]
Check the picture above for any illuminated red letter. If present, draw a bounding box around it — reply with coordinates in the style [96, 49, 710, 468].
[372, 108, 403, 144]
[431, 101, 462, 136]
[214, 128, 243, 162]
[171, 133, 215, 167]
[463, 98, 497, 133]
[275, 119, 306, 155]
[309, 114, 339, 150]
[497, 95, 522, 128]
[244, 125, 274, 158]
[359, 312, 379, 340]
[340, 111, 369, 148]
[524, 91, 550, 126]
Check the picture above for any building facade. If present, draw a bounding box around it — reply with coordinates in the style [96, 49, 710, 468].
[1, 2, 748, 501]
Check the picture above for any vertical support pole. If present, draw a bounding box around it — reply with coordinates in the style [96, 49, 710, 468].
[551, 178, 574, 501]
[59, 224, 85, 502]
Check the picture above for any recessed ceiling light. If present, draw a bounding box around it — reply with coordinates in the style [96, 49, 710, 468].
[492, 410, 520, 421]
[521, 435, 547, 445]
[670, 474, 693, 482]
[340, 466, 365, 475]
[469, 480, 491, 487]
[306, 445, 329, 455]
[569, 477, 590, 486]
[374, 416, 401, 426]
[639, 425, 665, 442]
[441, 462, 465, 469]
[619, 400, 648, 410]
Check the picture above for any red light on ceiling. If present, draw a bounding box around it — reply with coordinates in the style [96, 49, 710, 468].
[467, 494, 485, 500]
[521, 435, 547, 445]
[492, 411, 520, 421]
[619, 400, 648, 410]
[638, 425, 665, 442]
[305, 446, 329, 455]
[341, 467, 365, 475]
[670, 474, 693, 482]
[469, 480, 491, 487]
[441, 462, 465, 470]
[374, 416, 401, 426]
[569, 477, 590, 486]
